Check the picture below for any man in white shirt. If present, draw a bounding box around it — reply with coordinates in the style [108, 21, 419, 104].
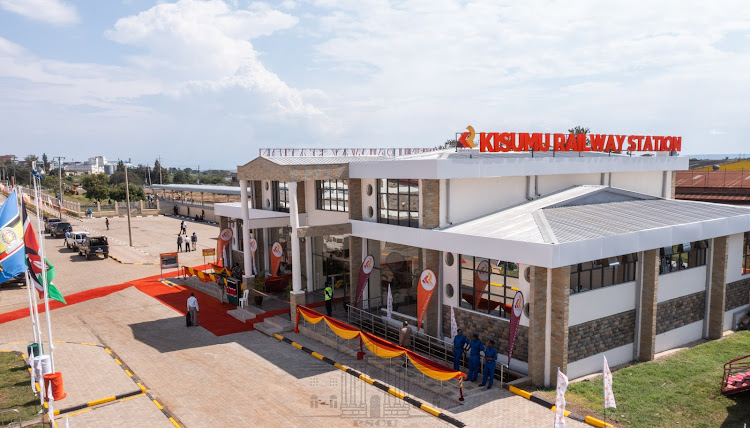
[187, 293, 199, 326]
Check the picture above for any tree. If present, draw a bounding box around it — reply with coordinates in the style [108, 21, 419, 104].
[42, 153, 50, 174]
[172, 170, 190, 184]
[109, 183, 145, 201]
[116, 160, 125, 172]
[568, 126, 591, 147]
[24, 155, 39, 168]
[109, 170, 144, 186]
[80, 173, 111, 201]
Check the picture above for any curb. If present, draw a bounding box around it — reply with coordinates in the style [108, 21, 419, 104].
[504, 384, 613, 427]
[272, 333, 465, 427]
[108, 255, 160, 265]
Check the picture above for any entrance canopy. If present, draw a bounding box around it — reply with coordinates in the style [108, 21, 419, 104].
[215, 202, 307, 229]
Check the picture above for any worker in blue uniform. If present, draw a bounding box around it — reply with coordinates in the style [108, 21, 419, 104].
[468, 333, 484, 382]
[452, 329, 469, 371]
[479, 340, 498, 389]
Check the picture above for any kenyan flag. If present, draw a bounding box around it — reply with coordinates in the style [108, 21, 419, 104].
[21, 199, 66, 304]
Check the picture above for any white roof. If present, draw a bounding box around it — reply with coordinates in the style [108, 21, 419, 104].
[151, 184, 248, 195]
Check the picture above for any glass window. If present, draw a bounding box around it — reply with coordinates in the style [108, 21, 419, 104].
[272, 181, 289, 213]
[377, 179, 419, 228]
[267, 227, 291, 275]
[743, 232, 750, 275]
[312, 235, 350, 293]
[365, 240, 422, 318]
[459, 255, 519, 319]
[570, 254, 638, 294]
[659, 241, 708, 274]
[316, 180, 348, 212]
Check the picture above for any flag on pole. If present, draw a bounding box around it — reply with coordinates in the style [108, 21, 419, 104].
[21, 200, 66, 304]
[47, 381, 55, 421]
[450, 306, 458, 339]
[603, 356, 616, 409]
[554, 368, 569, 428]
[0, 190, 26, 284]
[386, 283, 393, 319]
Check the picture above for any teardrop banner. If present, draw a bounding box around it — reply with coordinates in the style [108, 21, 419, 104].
[248, 238, 258, 275]
[508, 290, 524, 367]
[417, 268, 437, 331]
[216, 228, 233, 267]
[354, 255, 375, 308]
[270, 242, 283, 277]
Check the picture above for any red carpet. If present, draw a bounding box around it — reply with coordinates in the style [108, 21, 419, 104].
[0, 265, 292, 337]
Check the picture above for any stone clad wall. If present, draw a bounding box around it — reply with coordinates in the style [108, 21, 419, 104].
[656, 291, 705, 335]
[568, 310, 635, 363]
[441, 305, 529, 363]
[726, 277, 750, 310]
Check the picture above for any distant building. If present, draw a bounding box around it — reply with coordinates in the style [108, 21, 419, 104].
[675, 169, 750, 205]
[0, 155, 16, 163]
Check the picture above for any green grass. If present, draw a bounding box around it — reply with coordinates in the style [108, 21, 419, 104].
[0, 352, 44, 423]
[545, 332, 750, 427]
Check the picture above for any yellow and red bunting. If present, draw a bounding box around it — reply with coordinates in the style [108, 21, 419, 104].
[295, 305, 466, 382]
[183, 266, 227, 287]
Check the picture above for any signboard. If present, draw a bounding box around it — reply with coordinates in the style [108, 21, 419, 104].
[202, 248, 215, 257]
[508, 291, 524, 367]
[458, 125, 681, 153]
[354, 255, 375, 308]
[160, 252, 178, 269]
[417, 269, 437, 331]
[270, 242, 283, 277]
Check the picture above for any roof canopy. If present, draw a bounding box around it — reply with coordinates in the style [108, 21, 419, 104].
[151, 184, 250, 195]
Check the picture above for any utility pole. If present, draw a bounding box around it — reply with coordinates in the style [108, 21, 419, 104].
[55, 156, 65, 218]
[157, 156, 163, 185]
[124, 165, 133, 247]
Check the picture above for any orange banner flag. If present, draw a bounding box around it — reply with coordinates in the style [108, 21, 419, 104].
[270, 242, 283, 276]
[417, 269, 437, 331]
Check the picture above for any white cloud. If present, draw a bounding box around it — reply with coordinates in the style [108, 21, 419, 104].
[0, 0, 79, 25]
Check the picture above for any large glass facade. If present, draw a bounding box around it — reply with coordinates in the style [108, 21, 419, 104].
[377, 179, 419, 228]
[743, 232, 750, 275]
[312, 235, 350, 293]
[367, 240, 423, 318]
[570, 253, 638, 294]
[659, 241, 708, 274]
[459, 256, 519, 319]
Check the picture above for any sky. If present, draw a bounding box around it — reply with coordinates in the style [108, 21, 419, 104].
[1, 0, 749, 170]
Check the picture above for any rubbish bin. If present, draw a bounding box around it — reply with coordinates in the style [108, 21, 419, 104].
[27, 342, 44, 361]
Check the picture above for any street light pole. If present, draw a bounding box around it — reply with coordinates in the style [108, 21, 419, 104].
[124, 166, 133, 247]
[55, 156, 65, 218]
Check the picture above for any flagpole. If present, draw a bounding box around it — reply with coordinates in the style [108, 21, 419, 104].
[18, 189, 40, 346]
[32, 173, 55, 373]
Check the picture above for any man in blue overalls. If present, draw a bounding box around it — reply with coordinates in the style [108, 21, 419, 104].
[479, 340, 498, 389]
[468, 334, 484, 382]
[453, 329, 469, 371]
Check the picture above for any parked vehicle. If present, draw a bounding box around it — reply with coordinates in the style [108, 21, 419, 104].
[44, 218, 61, 233]
[67, 231, 90, 250]
[79, 236, 109, 260]
[50, 222, 72, 238]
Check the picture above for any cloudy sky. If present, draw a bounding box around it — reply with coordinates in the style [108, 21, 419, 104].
[1, 0, 749, 169]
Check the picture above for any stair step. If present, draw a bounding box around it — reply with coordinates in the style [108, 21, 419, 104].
[254, 322, 283, 337]
[264, 316, 292, 331]
[227, 308, 257, 323]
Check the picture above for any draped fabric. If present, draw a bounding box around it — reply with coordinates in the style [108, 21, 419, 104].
[295, 305, 466, 381]
[184, 266, 226, 286]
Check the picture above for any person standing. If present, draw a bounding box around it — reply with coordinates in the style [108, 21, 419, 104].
[181, 220, 187, 235]
[64, 229, 70, 247]
[191, 232, 197, 251]
[187, 293, 199, 327]
[468, 334, 484, 382]
[177, 234, 183, 252]
[399, 321, 412, 349]
[185, 238, 191, 252]
[105, 218, 109, 230]
[452, 328, 469, 371]
[479, 340, 498, 389]
[324, 280, 333, 316]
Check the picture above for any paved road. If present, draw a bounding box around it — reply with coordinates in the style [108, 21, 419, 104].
[0, 204, 588, 427]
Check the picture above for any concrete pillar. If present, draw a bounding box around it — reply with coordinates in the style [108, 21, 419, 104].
[638, 249, 659, 361]
[348, 179, 362, 220]
[528, 266, 547, 386]
[550, 266, 570, 383]
[240, 180, 253, 283]
[139, 200, 144, 213]
[262, 228, 270, 272]
[708, 236, 729, 339]
[305, 237, 314, 292]
[115, 202, 119, 215]
[288, 182, 304, 298]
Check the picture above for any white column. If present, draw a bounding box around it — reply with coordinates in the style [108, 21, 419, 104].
[240, 180, 253, 280]
[288, 182, 303, 294]
[305, 236, 314, 292]
[262, 228, 270, 272]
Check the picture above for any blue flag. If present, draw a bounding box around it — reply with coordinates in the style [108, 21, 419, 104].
[0, 190, 27, 284]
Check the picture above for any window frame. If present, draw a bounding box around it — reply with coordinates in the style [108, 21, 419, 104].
[458, 255, 519, 319]
[659, 240, 708, 275]
[570, 253, 638, 294]
[271, 181, 290, 213]
[376, 179, 419, 228]
[743, 232, 750, 275]
[315, 179, 348, 212]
